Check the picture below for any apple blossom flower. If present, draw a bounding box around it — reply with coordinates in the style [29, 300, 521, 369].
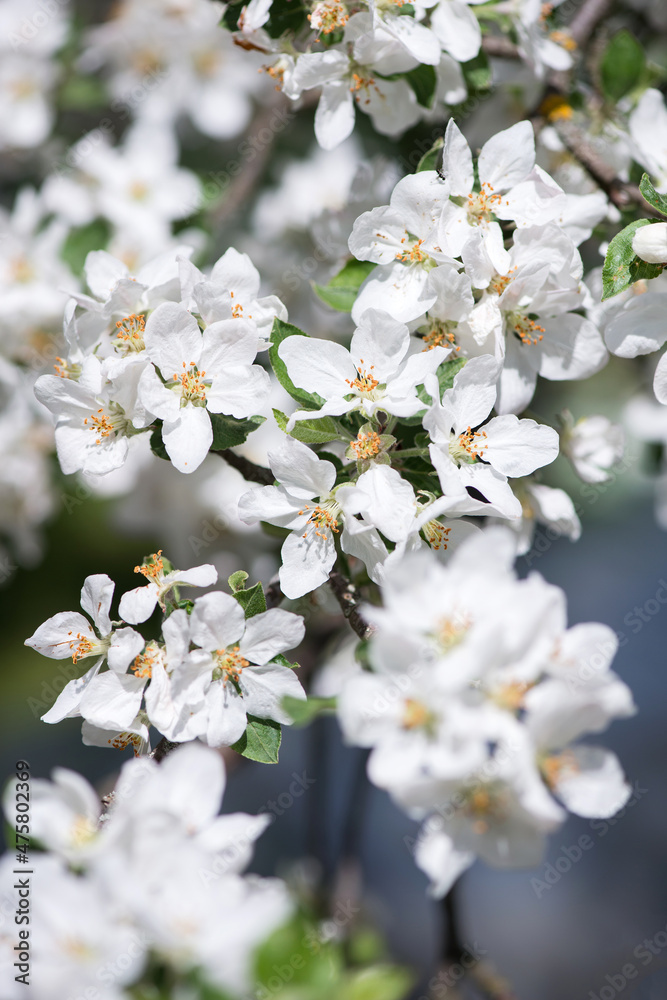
[559, 411, 624, 484]
[279, 309, 449, 428]
[137, 301, 270, 473]
[119, 549, 217, 623]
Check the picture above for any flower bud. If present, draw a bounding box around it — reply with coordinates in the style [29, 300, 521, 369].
[632, 222, 667, 264]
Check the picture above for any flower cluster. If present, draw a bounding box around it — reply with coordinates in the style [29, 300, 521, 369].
[336, 530, 636, 896]
[228, 0, 577, 149]
[34, 245, 285, 475]
[25, 556, 306, 753]
[0, 742, 292, 999]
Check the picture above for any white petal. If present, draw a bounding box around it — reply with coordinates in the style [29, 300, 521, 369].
[241, 664, 306, 723]
[241, 608, 305, 664]
[80, 574, 114, 635]
[190, 591, 245, 651]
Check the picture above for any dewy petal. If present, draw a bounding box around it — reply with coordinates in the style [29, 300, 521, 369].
[107, 627, 145, 673]
[79, 671, 146, 730]
[552, 746, 630, 819]
[204, 681, 248, 747]
[278, 336, 355, 400]
[26, 612, 97, 660]
[162, 404, 213, 474]
[240, 664, 306, 723]
[240, 608, 305, 664]
[431, 1, 481, 64]
[143, 301, 203, 376]
[350, 310, 410, 381]
[315, 81, 356, 151]
[80, 574, 114, 636]
[190, 591, 246, 651]
[207, 365, 270, 419]
[279, 528, 337, 599]
[41, 661, 103, 723]
[654, 351, 667, 405]
[482, 415, 559, 477]
[119, 582, 160, 625]
[268, 437, 337, 500]
[478, 120, 535, 192]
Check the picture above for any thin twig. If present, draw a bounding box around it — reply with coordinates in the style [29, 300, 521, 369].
[567, 0, 613, 48]
[213, 448, 274, 485]
[150, 737, 180, 762]
[481, 36, 520, 59]
[328, 570, 374, 641]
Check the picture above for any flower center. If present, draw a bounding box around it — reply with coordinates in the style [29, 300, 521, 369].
[488, 268, 517, 296]
[491, 680, 532, 712]
[171, 362, 208, 406]
[110, 732, 144, 754]
[351, 429, 382, 460]
[83, 404, 129, 445]
[308, 0, 349, 33]
[549, 29, 577, 52]
[66, 630, 108, 664]
[10, 256, 34, 283]
[509, 311, 546, 346]
[54, 356, 82, 380]
[70, 814, 97, 847]
[466, 182, 504, 224]
[346, 360, 379, 394]
[402, 698, 433, 730]
[421, 520, 451, 551]
[298, 501, 341, 540]
[131, 643, 161, 680]
[113, 313, 146, 354]
[434, 614, 469, 653]
[395, 236, 428, 264]
[230, 290, 252, 319]
[421, 319, 460, 352]
[213, 646, 249, 684]
[461, 785, 506, 835]
[350, 72, 379, 104]
[541, 750, 579, 789]
[449, 426, 487, 465]
[135, 550, 164, 583]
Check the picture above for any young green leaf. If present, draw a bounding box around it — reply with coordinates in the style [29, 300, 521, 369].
[273, 408, 349, 444]
[269, 318, 325, 409]
[640, 173, 667, 217]
[404, 64, 437, 109]
[231, 716, 282, 764]
[600, 31, 644, 103]
[228, 570, 249, 593]
[210, 413, 265, 451]
[282, 694, 336, 725]
[232, 580, 267, 618]
[313, 258, 377, 313]
[602, 219, 664, 299]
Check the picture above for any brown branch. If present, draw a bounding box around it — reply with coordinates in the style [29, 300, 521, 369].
[213, 448, 274, 485]
[481, 36, 520, 59]
[567, 0, 613, 48]
[328, 570, 374, 641]
[553, 119, 662, 215]
[150, 737, 181, 762]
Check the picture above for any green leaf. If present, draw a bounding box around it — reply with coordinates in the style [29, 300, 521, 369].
[269, 318, 325, 409]
[233, 580, 267, 618]
[254, 915, 344, 991]
[416, 138, 444, 173]
[437, 355, 467, 393]
[149, 423, 169, 462]
[61, 219, 111, 276]
[210, 413, 265, 451]
[600, 31, 645, 103]
[313, 259, 377, 312]
[273, 408, 349, 444]
[404, 64, 437, 109]
[340, 966, 413, 1000]
[228, 570, 249, 593]
[59, 75, 108, 110]
[282, 694, 336, 725]
[602, 219, 664, 299]
[231, 716, 281, 763]
[270, 652, 299, 669]
[639, 173, 667, 217]
[264, 0, 309, 38]
[461, 51, 491, 92]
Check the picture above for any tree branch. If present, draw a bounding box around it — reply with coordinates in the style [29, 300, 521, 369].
[150, 737, 180, 762]
[328, 570, 374, 641]
[481, 36, 520, 59]
[567, 0, 613, 48]
[213, 448, 274, 485]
